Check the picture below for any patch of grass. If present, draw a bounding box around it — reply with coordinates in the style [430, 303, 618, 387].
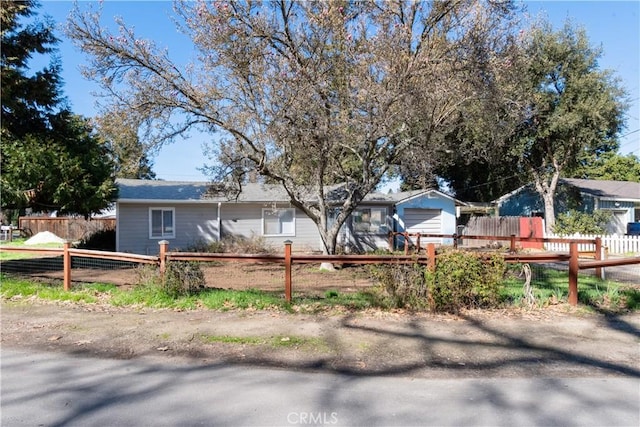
[501, 265, 639, 311]
[109, 283, 199, 309]
[0, 249, 61, 261]
[0, 251, 35, 261]
[200, 334, 327, 350]
[621, 288, 640, 310]
[0, 275, 40, 298]
[324, 289, 339, 298]
[201, 335, 265, 345]
[1, 238, 64, 248]
[191, 288, 282, 310]
[0, 275, 116, 303]
[271, 335, 326, 349]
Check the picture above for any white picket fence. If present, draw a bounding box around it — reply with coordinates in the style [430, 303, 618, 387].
[545, 232, 640, 255]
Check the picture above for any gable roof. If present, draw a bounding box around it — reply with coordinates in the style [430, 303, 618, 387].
[116, 178, 464, 206]
[494, 178, 640, 204]
[561, 178, 640, 201]
[117, 179, 214, 202]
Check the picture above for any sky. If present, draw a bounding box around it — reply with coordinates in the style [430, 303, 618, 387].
[34, 0, 640, 183]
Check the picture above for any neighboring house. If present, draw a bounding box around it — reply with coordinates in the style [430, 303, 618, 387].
[116, 179, 463, 254]
[494, 178, 640, 234]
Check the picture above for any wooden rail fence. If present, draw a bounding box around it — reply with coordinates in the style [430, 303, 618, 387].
[2, 235, 639, 306]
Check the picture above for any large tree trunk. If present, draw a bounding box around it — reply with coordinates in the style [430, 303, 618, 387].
[318, 221, 340, 271]
[541, 191, 556, 234]
[532, 168, 561, 234]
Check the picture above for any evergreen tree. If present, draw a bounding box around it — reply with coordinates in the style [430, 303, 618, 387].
[571, 152, 640, 182]
[1, 1, 116, 217]
[511, 21, 626, 231]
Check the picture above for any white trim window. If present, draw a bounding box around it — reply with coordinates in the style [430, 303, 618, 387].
[262, 208, 295, 236]
[149, 207, 175, 239]
[352, 207, 387, 234]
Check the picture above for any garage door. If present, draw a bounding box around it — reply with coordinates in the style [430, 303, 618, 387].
[405, 208, 441, 234]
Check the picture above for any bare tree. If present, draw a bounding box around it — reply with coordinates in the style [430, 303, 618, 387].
[66, 0, 518, 254]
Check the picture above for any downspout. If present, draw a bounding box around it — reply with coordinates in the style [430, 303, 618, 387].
[217, 202, 222, 241]
[392, 206, 398, 251]
[115, 202, 120, 252]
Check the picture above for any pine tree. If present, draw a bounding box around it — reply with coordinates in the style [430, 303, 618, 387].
[1, 1, 116, 218]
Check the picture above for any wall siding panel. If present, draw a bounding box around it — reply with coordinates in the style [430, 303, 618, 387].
[220, 203, 323, 252]
[117, 203, 218, 254]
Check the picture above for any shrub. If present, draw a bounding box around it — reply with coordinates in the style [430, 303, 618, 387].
[186, 239, 225, 253]
[369, 261, 429, 310]
[370, 250, 506, 312]
[186, 234, 273, 254]
[162, 261, 205, 298]
[553, 209, 613, 235]
[76, 229, 115, 251]
[220, 234, 274, 254]
[426, 250, 505, 312]
[134, 264, 161, 287]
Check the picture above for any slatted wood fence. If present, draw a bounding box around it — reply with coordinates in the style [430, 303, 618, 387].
[18, 216, 115, 241]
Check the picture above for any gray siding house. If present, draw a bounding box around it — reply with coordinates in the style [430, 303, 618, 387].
[495, 178, 640, 234]
[116, 179, 462, 254]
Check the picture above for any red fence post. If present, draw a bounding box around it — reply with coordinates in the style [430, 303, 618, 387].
[159, 240, 169, 277]
[427, 243, 436, 272]
[510, 234, 516, 253]
[416, 233, 421, 254]
[63, 241, 71, 291]
[569, 242, 578, 306]
[284, 240, 292, 302]
[404, 232, 409, 255]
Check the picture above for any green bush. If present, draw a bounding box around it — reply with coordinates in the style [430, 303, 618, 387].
[426, 250, 505, 312]
[76, 229, 115, 251]
[162, 261, 205, 298]
[370, 250, 506, 312]
[553, 209, 612, 235]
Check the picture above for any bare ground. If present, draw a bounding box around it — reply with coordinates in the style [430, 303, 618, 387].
[2, 298, 639, 379]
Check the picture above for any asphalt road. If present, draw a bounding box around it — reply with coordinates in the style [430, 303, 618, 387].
[2, 349, 638, 427]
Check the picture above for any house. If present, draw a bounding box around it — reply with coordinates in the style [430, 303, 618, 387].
[115, 178, 463, 254]
[494, 178, 640, 234]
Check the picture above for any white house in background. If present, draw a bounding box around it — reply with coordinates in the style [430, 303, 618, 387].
[115, 179, 464, 254]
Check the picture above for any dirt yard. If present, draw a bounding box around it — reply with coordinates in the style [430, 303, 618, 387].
[0, 256, 377, 294]
[2, 298, 639, 379]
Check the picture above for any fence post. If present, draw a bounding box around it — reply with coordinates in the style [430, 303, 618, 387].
[159, 240, 169, 277]
[388, 232, 394, 252]
[568, 242, 578, 306]
[595, 237, 602, 279]
[510, 234, 516, 253]
[284, 240, 292, 302]
[427, 243, 436, 272]
[416, 233, 421, 254]
[63, 241, 71, 291]
[404, 232, 409, 255]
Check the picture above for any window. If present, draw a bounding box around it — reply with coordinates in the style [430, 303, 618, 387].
[352, 207, 387, 233]
[149, 208, 175, 239]
[262, 208, 295, 236]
